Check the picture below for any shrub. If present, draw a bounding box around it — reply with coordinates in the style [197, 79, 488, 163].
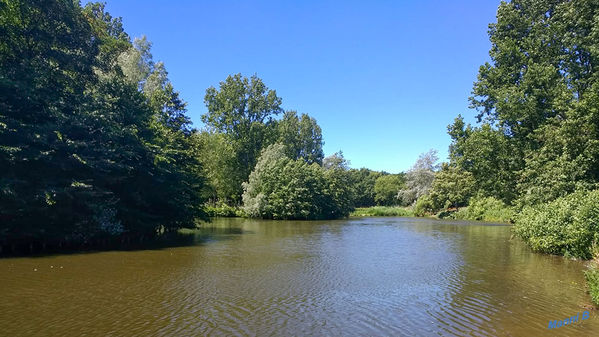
[413, 195, 435, 217]
[585, 266, 599, 306]
[452, 196, 514, 223]
[242, 144, 354, 220]
[514, 190, 599, 259]
[205, 203, 244, 217]
[429, 163, 475, 210]
[374, 174, 405, 206]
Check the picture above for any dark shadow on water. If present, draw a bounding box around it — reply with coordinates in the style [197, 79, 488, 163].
[0, 226, 246, 259]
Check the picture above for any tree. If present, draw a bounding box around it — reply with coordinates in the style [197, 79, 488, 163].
[195, 130, 242, 203]
[0, 0, 102, 242]
[202, 74, 283, 200]
[466, 0, 599, 206]
[374, 174, 405, 206]
[323, 151, 350, 170]
[397, 150, 439, 205]
[429, 163, 475, 209]
[0, 1, 206, 250]
[242, 144, 353, 219]
[448, 118, 521, 203]
[322, 153, 355, 218]
[348, 168, 383, 207]
[276, 110, 324, 164]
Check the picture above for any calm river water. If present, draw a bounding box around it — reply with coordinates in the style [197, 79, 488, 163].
[0, 217, 597, 336]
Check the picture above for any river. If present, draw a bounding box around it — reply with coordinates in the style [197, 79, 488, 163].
[0, 217, 597, 336]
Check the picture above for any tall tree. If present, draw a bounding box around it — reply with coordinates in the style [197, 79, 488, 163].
[397, 150, 438, 205]
[374, 174, 405, 206]
[202, 74, 283, 201]
[0, 1, 206, 249]
[466, 0, 599, 205]
[276, 110, 324, 165]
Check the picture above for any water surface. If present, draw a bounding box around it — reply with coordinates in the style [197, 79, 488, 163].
[0, 217, 597, 336]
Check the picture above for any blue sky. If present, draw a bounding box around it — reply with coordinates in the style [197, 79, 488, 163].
[88, 0, 500, 173]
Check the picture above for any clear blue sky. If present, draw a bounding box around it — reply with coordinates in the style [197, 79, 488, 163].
[88, 0, 500, 173]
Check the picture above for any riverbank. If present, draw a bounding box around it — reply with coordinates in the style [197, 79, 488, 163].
[349, 205, 513, 224]
[350, 206, 414, 217]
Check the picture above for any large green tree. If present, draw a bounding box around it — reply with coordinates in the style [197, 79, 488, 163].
[202, 74, 283, 201]
[276, 110, 324, 165]
[348, 168, 384, 207]
[374, 174, 405, 206]
[466, 0, 599, 205]
[0, 1, 205, 249]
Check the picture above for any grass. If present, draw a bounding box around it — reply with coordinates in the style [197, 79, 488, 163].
[350, 206, 414, 217]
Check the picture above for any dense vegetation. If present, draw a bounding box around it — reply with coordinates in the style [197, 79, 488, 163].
[406, 0, 599, 304]
[242, 144, 353, 219]
[1, 0, 412, 251]
[0, 1, 207, 252]
[3, 0, 599, 307]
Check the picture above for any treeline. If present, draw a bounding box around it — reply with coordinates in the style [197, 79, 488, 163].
[196, 73, 408, 218]
[390, 0, 599, 303]
[420, 0, 599, 256]
[0, 1, 209, 251]
[0, 0, 412, 252]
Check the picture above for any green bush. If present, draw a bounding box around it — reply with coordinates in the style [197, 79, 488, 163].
[205, 204, 244, 217]
[451, 196, 514, 223]
[585, 266, 599, 306]
[350, 206, 414, 217]
[514, 190, 599, 259]
[242, 144, 354, 220]
[413, 195, 435, 217]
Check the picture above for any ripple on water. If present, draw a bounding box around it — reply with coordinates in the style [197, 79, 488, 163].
[1, 218, 598, 336]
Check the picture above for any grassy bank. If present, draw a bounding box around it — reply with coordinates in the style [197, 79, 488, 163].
[350, 206, 414, 217]
[205, 204, 245, 217]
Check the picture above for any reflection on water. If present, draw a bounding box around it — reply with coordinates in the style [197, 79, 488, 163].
[0, 217, 597, 336]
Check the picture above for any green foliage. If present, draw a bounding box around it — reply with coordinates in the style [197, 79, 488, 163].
[0, 1, 206, 248]
[276, 110, 324, 165]
[194, 131, 241, 203]
[397, 150, 438, 206]
[448, 119, 521, 204]
[585, 266, 599, 306]
[323, 159, 355, 219]
[447, 0, 599, 208]
[451, 196, 514, 223]
[323, 151, 350, 170]
[348, 168, 383, 207]
[429, 163, 475, 210]
[374, 174, 405, 206]
[413, 195, 435, 217]
[205, 203, 245, 218]
[242, 144, 354, 220]
[514, 190, 599, 259]
[202, 74, 283, 200]
[350, 206, 414, 217]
